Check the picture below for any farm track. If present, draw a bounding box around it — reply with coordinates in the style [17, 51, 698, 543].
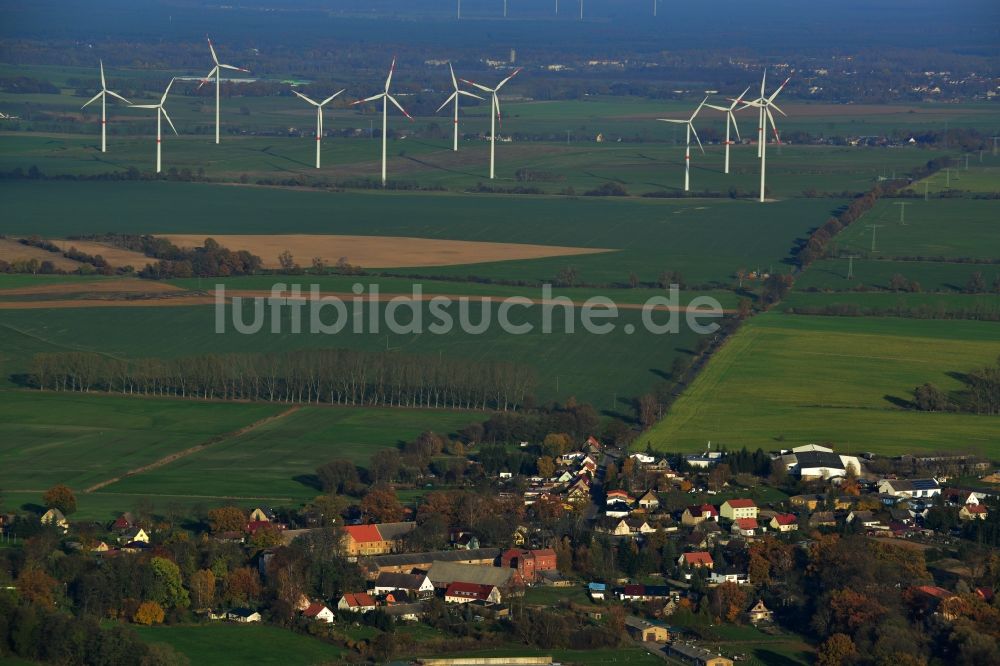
[82, 405, 301, 493]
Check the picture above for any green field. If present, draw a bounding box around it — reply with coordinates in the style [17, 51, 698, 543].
[0, 180, 840, 286]
[0, 390, 284, 493]
[781, 290, 1000, 316]
[132, 624, 346, 666]
[638, 314, 1000, 455]
[909, 158, 1000, 194]
[832, 199, 1000, 261]
[102, 405, 479, 501]
[793, 257, 996, 293]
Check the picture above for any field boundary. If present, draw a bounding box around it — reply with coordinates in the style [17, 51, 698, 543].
[83, 405, 301, 493]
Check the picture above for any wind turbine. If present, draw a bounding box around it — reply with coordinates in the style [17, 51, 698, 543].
[741, 72, 790, 202]
[351, 58, 413, 187]
[437, 63, 484, 152]
[461, 68, 522, 179]
[130, 78, 178, 174]
[199, 37, 249, 145]
[705, 86, 750, 174]
[293, 88, 345, 169]
[658, 97, 708, 192]
[81, 61, 130, 153]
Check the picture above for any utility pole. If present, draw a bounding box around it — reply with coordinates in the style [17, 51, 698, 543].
[992, 136, 999, 157]
[566, 130, 571, 145]
[964, 155, 969, 170]
[866, 224, 883, 253]
[846, 254, 859, 280]
[924, 180, 929, 201]
[894, 201, 910, 226]
[457, 0, 461, 19]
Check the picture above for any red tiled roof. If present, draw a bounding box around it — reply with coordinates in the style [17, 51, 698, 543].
[725, 499, 757, 509]
[772, 513, 797, 525]
[735, 518, 759, 530]
[342, 592, 376, 607]
[964, 504, 987, 514]
[445, 582, 495, 601]
[914, 585, 952, 600]
[682, 551, 713, 565]
[303, 602, 329, 617]
[344, 524, 383, 544]
[685, 504, 718, 516]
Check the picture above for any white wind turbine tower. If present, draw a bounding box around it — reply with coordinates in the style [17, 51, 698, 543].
[81, 61, 131, 153]
[658, 97, 708, 192]
[351, 58, 413, 187]
[461, 68, 522, 179]
[743, 72, 790, 202]
[437, 63, 484, 152]
[199, 37, 249, 145]
[293, 88, 345, 169]
[130, 78, 178, 174]
[705, 86, 750, 174]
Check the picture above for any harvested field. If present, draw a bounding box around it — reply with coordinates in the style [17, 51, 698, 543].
[49, 239, 150, 269]
[0, 278, 183, 297]
[0, 238, 82, 270]
[159, 233, 612, 269]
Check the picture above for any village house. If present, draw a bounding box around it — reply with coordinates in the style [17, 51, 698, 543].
[747, 599, 773, 624]
[341, 522, 416, 557]
[878, 478, 941, 499]
[249, 506, 277, 523]
[666, 643, 733, 666]
[40, 508, 68, 532]
[625, 616, 670, 642]
[789, 494, 856, 511]
[361, 547, 501, 577]
[617, 584, 673, 602]
[681, 504, 719, 526]
[626, 517, 656, 535]
[588, 582, 606, 600]
[678, 551, 714, 569]
[227, 608, 261, 623]
[426, 561, 523, 594]
[769, 513, 798, 532]
[808, 511, 837, 528]
[709, 568, 749, 585]
[302, 602, 335, 624]
[120, 527, 150, 545]
[111, 512, 135, 532]
[338, 592, 377, 613]
[444, 582, 502, 605]
[731, 517, 762, 538]
[372, 572, 435, 598]
[959, 504, 988, 521]
[637, 490, 660, 511]
[500, 548, 557, 583]
[720, 499, 758, 522]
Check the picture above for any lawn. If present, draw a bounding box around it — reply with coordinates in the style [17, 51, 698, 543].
[0, 389, 283, 493]
[102, 405, 481, 501]
[427, 645, 666, 665]
[132, 624, 346, 666]
[638, 314, 1000, 455]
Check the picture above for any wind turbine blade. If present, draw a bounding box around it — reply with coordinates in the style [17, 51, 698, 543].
[496, 67, 523, 90]
[293, 90, 320, 106]
[161, 107, 179, 136]
[197, 67, 218, 90]
[768, 77, 791, 103]
[387, 94, 413, 120]
[766, 107, 781, 144]
[458, 90, 485, 100]
[99, 60, 106, 90]
[385, 57, 396, 92]
[769, 101, 787, 117]
[351, 93, 385, 106]
[760, 69, 767, 97]
[208, 37, 219, 65]
[449, 62, 458, 91]
[494, 94, 502, 128]
[106, 90, 131, 104]
[730, 111, 742, 142]
[161, 78, 176, 105]
[731, 86, 752, 110]
[460, 78, 494, 94]
[436, 91, 457, 113]
[82, 91, 103, 109]
[704, 104, 729, 112]
[130, 104, 159, 109]
[657, 119, 687, 124]
[690, 124, 705, 154]
[689, 96, 709, 122]
[321, 90, 345, 107]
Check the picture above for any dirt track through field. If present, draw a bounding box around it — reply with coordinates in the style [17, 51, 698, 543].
[83, 406, 301, 493]
[160, 233, 611, 269]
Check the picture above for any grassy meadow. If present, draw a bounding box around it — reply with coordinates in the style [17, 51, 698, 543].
[638, 314, 1000, 455]
[132, 624, 346, 666]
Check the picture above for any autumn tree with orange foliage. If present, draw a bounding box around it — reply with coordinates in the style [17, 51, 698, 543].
[207, 506, 247, 533]
[816, 633, 857, 666]
[225, 567, 262, 606]
[15, 567, 58, 609]
[133, 601, 165, 625]
[361, 485, 404, 523]
[709, 582, 750, 624]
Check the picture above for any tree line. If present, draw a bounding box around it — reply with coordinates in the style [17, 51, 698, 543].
[27, 349, 536, 411]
